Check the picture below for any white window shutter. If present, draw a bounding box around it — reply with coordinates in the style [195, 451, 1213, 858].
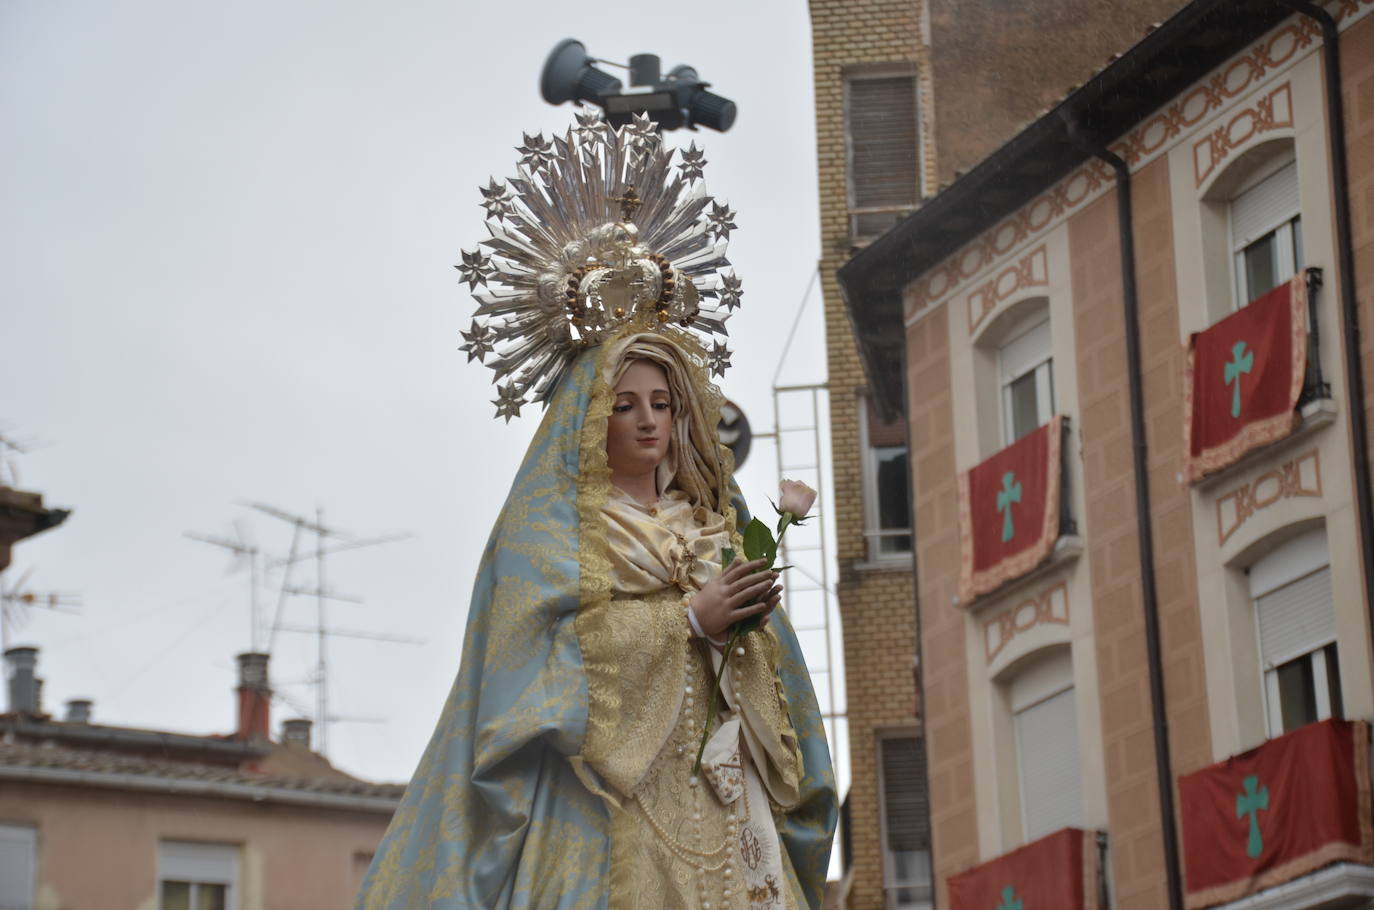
[1000, 319, 1052, 382]
[0, 824, 36, 910]
[1231, 161, 1299, 248]
[1015, 687, 1084, 840]
[1256, 567, 1334, 669]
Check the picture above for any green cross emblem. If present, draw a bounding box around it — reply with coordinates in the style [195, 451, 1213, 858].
[1224, 340, 1254, 419]
[1235, 774, 1269, 859]
[996, 471, 1022, 543]
[996, 885, 1023, 910]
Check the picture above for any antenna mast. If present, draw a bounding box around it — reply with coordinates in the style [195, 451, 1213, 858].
[241, 501, 412, 755]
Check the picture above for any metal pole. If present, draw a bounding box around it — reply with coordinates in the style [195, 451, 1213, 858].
[317, 506, 328, 756]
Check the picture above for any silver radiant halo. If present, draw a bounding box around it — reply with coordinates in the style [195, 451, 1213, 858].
[457, 109, 742, 420]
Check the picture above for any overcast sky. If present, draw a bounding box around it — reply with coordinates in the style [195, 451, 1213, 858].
[1, 0, 836, 786]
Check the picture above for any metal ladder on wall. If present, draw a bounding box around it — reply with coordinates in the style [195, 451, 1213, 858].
[765, 383, 847, 816]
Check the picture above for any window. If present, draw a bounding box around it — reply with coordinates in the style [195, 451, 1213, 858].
[1250, 527, 1341, 737]
[861, 398, 912, 559]
[158, 842, 238, 910]
[0, 824, 36, 910]
[878, 733, 932, 910]
[845, 68, 920, 241]
[1009, 648, 1082, 841]
[1231, 158, 1302, 308]
[1000, 318, 1054, 445]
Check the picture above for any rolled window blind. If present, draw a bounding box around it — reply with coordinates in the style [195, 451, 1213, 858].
[1231, 161, 1299, 248]
[1015, 686, 1083, 840]
[847, 76, 918, 211]
[881, 735, 929, 852]
[1257, 566, 1333, 669]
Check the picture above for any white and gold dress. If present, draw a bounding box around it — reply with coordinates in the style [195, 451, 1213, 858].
[575, 487, 806, 909]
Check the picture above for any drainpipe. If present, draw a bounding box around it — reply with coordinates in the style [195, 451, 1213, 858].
[1096, 144, 1185, 910]
[898, 339, 938, 909]
[1062, 110, 1184, 910]
[1279, 0, 1374, 691]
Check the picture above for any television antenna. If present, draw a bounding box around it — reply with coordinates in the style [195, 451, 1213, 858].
[0, 433, 37, 488]
[241, 501, 414, 755]
[184, 519, 262, 652]
[1, 568, 82, 653]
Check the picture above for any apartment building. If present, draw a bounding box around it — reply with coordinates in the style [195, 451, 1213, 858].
[837, 0, 1374, 906]
[808, 0, 1179, 905]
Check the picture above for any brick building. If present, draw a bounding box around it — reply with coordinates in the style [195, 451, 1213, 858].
[807, 1, 1178, 906]
[837, 0, 1374, 907]
[0, 648, 401, 909]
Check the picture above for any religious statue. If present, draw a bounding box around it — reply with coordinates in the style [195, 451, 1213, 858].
[355, 111, 837, 910]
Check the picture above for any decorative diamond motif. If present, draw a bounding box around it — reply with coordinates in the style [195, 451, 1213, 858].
[705, 201, 737, 241]
[455, 249, 496, 290]
[459, 320, 495, 363]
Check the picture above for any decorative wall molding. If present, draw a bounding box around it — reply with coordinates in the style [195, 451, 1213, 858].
[1216, 448, 1322, 547]
[1193, 82, 1294, 187]
[967, 245, 1049, 336]
[983, 581, 1069, 666]
[902, 4, 1374, 328]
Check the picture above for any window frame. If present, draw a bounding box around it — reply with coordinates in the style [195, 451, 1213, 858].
[1249, 527, 1339, 738]
[843, 64, 922, 243]
[157, 841, 239, 910]
[998, 316, 1055, 446]
[875, 728, 933, 910]
[1006, 647, 1083, 843]
[0, 823, 37, 910]
[1229, 154, 1302, 309]
[858, 398, 913, 563]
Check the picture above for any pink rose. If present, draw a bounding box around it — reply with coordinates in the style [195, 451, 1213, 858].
[778, 479, 817, 519]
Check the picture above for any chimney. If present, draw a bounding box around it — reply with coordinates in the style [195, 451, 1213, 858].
[64, 699, 92, 724]
[282, 717, 312, 749]
[4, 647, 39, 714]
[235, 652, 271, 741]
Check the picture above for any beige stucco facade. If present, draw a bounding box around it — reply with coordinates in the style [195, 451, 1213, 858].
[855, 4, 1374, 907]
[1, 780, 388, 910]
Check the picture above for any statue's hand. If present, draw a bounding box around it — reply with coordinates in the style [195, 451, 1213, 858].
[689, 557, 780, 640]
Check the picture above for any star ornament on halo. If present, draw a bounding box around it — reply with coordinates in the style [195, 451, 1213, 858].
[479, 178, 514, 222]
[515, 132, 556, 172]
[455, 249, 496, 291]
[492, 383, 525, 422]
[624, 112, 660, 147]
[459, 320, 495, 363]
[574, 107, 609, 144]
[718, 272, 743, 311]
[708, 341, 733, 378]
[705, 201, 737, 242]
[677, 143, 708, 182]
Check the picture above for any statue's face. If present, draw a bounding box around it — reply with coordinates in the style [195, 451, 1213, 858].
[607, 359, 673, 479]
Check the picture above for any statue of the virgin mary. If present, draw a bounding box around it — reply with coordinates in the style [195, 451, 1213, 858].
[356, 112, 836, 909]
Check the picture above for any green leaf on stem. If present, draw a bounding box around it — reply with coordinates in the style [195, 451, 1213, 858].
[743, 517, 776, 566]
[721, 547, 736, 570]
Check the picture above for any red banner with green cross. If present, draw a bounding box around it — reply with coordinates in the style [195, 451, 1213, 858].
[1178, 719, 1373, 908]
[947, 827, 1100, 910]
[957, 415, 1062, 602]
[1183, 275, 1307, 482]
